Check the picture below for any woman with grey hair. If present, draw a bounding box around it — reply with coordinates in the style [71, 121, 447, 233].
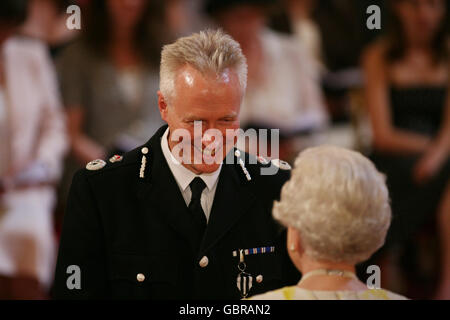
[250, 145, 408, 300]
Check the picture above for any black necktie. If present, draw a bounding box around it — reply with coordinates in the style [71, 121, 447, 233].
[189, 177, 207, 235]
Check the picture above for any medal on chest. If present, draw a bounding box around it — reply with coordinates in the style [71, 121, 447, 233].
[236, 249, 253, 299]
[233, 246, 275, 298]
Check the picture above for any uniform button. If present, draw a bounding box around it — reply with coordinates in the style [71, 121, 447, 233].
[136, 273, 145, 282]
[141, 147, 149, 154]
[199, 256, 209, 268]
[256, 275, 263, 283]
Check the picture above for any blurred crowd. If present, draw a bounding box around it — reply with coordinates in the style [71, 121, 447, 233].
[0, 0, 448, 300]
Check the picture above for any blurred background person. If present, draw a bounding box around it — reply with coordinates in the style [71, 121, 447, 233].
[56, 0, 170, 212]
[204, 0, 329, 162]
[296, 0, 383, 127]
[0, 0, 68, 299]
[314, 0, 383, 74]
[250, 146, 407, 300]
[166, 0, 211, 37]
[19, 0, 79, 58]
[362, 0, 450, 299]
[283, 0, 324, 69]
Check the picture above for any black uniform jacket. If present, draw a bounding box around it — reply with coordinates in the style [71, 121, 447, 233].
[52, 125, 300, 299]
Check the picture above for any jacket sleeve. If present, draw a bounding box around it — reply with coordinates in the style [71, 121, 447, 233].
[52, 170, 109, 299]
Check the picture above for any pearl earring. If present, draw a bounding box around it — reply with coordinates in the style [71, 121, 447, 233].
[289, 244, 296, 252]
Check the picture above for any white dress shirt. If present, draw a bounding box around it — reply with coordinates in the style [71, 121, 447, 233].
[160, 127, 222, 222]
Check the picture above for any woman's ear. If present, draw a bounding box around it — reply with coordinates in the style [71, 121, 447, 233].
[287, 227, 301, 253]
[287, 227, 303, 271]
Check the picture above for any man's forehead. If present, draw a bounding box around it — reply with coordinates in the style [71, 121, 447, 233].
[175, 64, 238, 88]
[183, 110, 239, 119]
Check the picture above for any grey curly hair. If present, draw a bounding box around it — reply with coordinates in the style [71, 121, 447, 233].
[273, 145, 391, 264]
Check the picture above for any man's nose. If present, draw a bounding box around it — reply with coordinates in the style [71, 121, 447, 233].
[201, 130, 215, 146]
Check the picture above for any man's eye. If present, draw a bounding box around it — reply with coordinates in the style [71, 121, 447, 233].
[186, 120, 205, 125]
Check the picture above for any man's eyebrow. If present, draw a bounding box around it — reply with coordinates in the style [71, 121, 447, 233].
[220, 112, 238, 119]
[183, 115, 201, 121]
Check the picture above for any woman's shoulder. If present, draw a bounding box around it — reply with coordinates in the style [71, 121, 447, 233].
[361, 37, 389, 66]
[247, 286, 297, 300]
[4, 35, 47, 57]
[248, 286, 409, 300]
[3, 36, 55, 75]
[248, 286, 316, 300]
[358, 288, 409, 300]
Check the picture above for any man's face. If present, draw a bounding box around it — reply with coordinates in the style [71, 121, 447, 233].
[158, 64, 243, 174]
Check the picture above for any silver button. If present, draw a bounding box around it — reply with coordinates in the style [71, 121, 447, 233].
[199, 256, 209, 268]
[256, 275, 263, 283]
[136, 273, 145, 282]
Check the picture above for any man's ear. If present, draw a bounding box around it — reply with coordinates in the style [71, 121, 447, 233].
[157, 91, 168, 122]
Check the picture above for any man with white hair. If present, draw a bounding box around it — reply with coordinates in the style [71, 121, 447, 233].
[53, 29, 299, 299]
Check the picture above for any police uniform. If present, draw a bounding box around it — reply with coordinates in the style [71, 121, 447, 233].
[52, 125, 300, 299]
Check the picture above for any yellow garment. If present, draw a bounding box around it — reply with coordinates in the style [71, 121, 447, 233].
[248, 286, 409, 300]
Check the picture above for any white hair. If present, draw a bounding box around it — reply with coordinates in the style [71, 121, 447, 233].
[273, 145, 391, 264]
[159, 29, 247, 101]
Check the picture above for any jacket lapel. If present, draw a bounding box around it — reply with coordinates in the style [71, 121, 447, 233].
[136, 126, 200, 253]
[137, 127, 257, 257]
[199, 161, 256, 255]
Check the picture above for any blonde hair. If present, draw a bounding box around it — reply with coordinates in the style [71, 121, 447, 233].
[159, 29, 247, 101]
[273, 145, 391, 264]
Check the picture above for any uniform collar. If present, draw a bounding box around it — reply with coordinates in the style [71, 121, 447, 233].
[160, 127, 222, 192]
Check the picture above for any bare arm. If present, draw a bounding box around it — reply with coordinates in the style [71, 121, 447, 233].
[362, 42, 431, 155]
[413, 80, 450, 183]
[430, 84, 450, 153]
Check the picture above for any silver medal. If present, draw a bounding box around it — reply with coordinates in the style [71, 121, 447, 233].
[236, 249, 253, 298]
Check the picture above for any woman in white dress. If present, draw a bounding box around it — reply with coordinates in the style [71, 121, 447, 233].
[250, 145, 408, 300]
[0, 0, 68, 299]
[205, 0, 329, 161]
